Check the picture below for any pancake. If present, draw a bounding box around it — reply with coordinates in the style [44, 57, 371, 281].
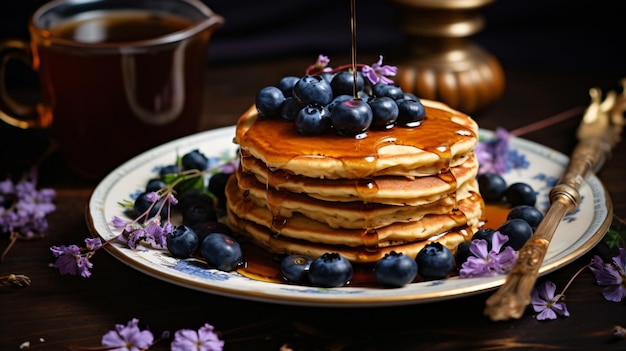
[235, 166, 481, 229]
[224, 97, 484, 265]
[226, 207, 475, 264]
[225, 174, 483, 248]
[240, 151, 479, 205]
[234, 99, 479, 179]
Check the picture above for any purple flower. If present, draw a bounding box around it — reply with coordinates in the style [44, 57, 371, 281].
[0, 177, 56, 236]
[50, 237, 102, 277]
[531, 280, 570, 320]
[0, 179, 13, 193]
[313, 54, 332, 72]
[171, 323, 224, 351]
[120, 218, 169, 250]
[50, 244, 82, 275]
[85, 237, 102, 250]
[476, 128, 531, 176]
[459, 231, 517, 278]
[218, 159, 239, 175]
[111, 215, 127, 228]
[362, 55, 397, 85]
[102, 318, 154, 351]
[475, 128, 510, 175]
[589, 248, 626, 302]
[146, 191, 160, 203]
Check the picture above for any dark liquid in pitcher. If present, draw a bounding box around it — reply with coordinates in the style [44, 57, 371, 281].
[36, 10, 210, 180]
[48, 10, 193, 43]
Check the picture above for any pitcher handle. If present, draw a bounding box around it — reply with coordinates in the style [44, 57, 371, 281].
[0, 39, 49, 129]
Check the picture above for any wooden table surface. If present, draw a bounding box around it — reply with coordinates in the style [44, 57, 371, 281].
[1, 55, 625, 351]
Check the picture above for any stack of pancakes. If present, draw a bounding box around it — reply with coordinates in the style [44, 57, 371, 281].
[224, 99, 484, 264]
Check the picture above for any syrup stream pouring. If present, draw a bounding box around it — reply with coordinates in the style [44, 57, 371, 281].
[484, 80, 626, 321]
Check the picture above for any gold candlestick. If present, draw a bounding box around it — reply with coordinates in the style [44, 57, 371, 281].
[386, 0, 504, 114]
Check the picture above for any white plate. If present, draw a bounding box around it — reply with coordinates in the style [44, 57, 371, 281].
[87, 126, 612, 307]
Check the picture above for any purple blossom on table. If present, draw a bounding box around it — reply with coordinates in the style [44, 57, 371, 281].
[0, 177, 56, 237]
[531, 280, 570, 320]
[171, 323, 224, 351]
[459, 231, 517, 278]
[50, 237, 103, 278]
[589, 248, 626, 302]
[101, 318, 155, 351]
[362, 55, 397, 85]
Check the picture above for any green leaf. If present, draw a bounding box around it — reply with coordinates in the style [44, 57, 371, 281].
[604, 215, 626, 249]
[174, 175, 205, 194]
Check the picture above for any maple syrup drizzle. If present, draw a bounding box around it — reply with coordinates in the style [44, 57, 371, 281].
[239, 109, 475, 174]
[230, 0, 482, 285]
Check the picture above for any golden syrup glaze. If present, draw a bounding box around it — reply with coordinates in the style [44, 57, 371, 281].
[235, 100, 478, 179]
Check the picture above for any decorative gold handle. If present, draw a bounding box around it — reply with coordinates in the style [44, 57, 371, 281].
[483, 193, 573, 320]
[484, 84, 621, 320]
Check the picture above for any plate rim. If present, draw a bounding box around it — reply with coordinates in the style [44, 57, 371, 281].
[86, 126, 613, 307]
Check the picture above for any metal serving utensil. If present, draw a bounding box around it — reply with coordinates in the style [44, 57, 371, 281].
[484, 80, 626, 321]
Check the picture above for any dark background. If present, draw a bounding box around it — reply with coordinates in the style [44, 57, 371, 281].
[1, 0, 624, 174]
[0, 0, 624, 73]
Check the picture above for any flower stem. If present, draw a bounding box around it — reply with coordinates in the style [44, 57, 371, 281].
[555, 262, 593, 300]
[1, 230, 19, 262]
[509, 106, 585, 137]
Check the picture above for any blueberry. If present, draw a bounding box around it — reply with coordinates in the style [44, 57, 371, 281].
[507, 205, 544, 230]
[395, 98, 425, 127]
[192, 220, 232, 243]
[330, 99, 373, 136]
[318, 72, 335, 84]
[372, 83, 404, 100]
[256, 86, 285, 117]
[400, 92, 419, 101]
[183, 204, 215, 228]
[295, 105, 332, 135]
[279, 97, 303, 121]
[330, 71, 364, 97]
[277, 76, 299, 97]
[208, 172, 231, 209]
[176, 190, 213, 213]
[505, 182, 537, 207]
[454, 241, 472, 266]
[497, 219, 533, 251]
[415, 242, 455, 280]
[134, 191, 167, 219]
[374, 251, 418, 288]
[308, 253, 353, 288]
[327, 94, 352, 112]
[200, 233, 243, 271]
[166, 225, 199, 258]
[472, 227, 496, 250]
[368, 96, 399, 129]
[281, 254, 313, 283]
[477, 173, 507, 202]
[181, 149, 208, 171]
[145, 178, 166, 192]
[159, 164, 180, 176]
[293, 75, 333, 106]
